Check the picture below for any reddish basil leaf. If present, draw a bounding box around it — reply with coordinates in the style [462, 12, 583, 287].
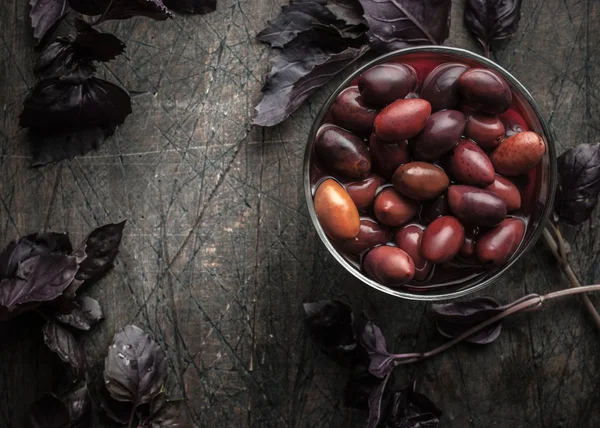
[30, 393, 70, 428]
[55, 295, 104, 330]
[0, 254, 78, 311]
[357, 0, 451, 52]
[366, 372, 391, 428]
[98, 0, 173, 23]
[66, 385, 93, 428]
[104, 325, 168, 404]
[30, 0, 70, 45]
[97, 385, 134, 424]
[141, 393, 190, 427]
[43, 320, 86, 370]
[555, 143, 600, 225]
[0, 232, 72, 278]
[73, 19, 126, 62]
[76, 221, 126, 283]
[163, 0, 216, 14]
[382, 380, 441, 428]
[326, 0, 365, 26]
[464, 0, 522, 56]
[35, 38, 75, 77]
[20, 76, 132, 131]
[253, 30, 369, 126]
[303, 300, 360, 366]
[359, 319, 395, 378]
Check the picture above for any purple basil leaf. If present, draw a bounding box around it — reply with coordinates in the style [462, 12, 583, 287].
[141, 394, 190, 427]
[357, 0, 451, 52]
[104, 325, 168, 404]
[30, 393, 71, 428]
[35, 38, 75, 77]
[257, 2, 351, 48]
[555, 143, 600, 225]
[66, 385, 93, 428]
[253, 29, 369, 127]
[163, 0, 216, 14]
[0, 232, 71, 278]
[30, 0, 70, 45]
[0, 254, 78, 311]
[383, 381, 441, 428]
[76, 221, 125, 283]
[326, 0, 365, 26]
[464, 0, 522, 56]
[344, 362, 382, 409]
[359, 319, 395, 378]
[72, 19, 126, 62]
[55, 295, 104, 330]
[30, 127, 112, 166]
[43, 320, 86, 370]
[68, 0, 109, 15]
[20, 76, 132, 131]
[302, 300, 360, 366]
[97, 0, 173, 23]
[436, 319, 502, 345]
[97, 385, 134, 424]
[366, 372, 391, 428]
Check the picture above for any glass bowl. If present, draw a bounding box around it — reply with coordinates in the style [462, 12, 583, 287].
[303, 46, 557, 301]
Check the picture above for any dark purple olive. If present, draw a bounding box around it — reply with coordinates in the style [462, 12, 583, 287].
[413, 110, 466, 161]
[458, 68, 512, 115]
[420, 63, 469, 111]
[394, 224, 432, 281]
[364, 245, 415, 286]
[373, 188, 418, 227]
[343, 174, 384, 211]
[486, 174, 521, 212]
[315, 125, 371, 179]
[369, 134, 411, 180]
[447, 185, 507, 227]
[421, 216, 465, 263]
[392, 162, 449, 201]
[421, 193, 450, 225]
[358, 64, 417, 108]
[374, 99, 431, 141]
[465, 113, 505, 150]
[331, 86, 378, 136]
[336, 218, 391, 255]
[448, 139, 495, 187]
[476, 218, 525, 266]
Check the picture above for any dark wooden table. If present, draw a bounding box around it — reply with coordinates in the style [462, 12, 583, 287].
[1, 0, 600, 427]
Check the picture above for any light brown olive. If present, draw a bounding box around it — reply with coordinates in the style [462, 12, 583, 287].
[392, 162, 449, 201]
[314, 179, 360, 241]
[363, 245, 415, 286]
[491, 131, 545, 176]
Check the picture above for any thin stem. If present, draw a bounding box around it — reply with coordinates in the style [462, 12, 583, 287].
[542, 226, 600, 330]
[392, 284, 600, 366]
[127, 404, 136, 428]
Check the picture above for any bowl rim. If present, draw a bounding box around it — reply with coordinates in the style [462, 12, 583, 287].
[303, 45, 557, 301]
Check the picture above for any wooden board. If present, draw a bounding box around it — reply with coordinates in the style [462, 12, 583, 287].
[0, 0, 599, 426]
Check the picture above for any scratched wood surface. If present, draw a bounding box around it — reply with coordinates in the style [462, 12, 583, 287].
[1, 0, 599, 427]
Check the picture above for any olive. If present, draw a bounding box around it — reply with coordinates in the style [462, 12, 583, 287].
[447, 185, 507, 227]
[369, 134, 411, 180]
[358, 63, 417, 108]
[464, 113, 505, 150]
[374, 98, 431, 141]
[421, 216, 465, 263]
[331, 86, 378, 136]
[314, 179, 360, 240]
[373, 188, 419, 227]
[392, 162, 449, 201]
[412, 110, 466, 161]
[314, 125, 371, 179]
[448, 139, 495, 187]
[335, 218, 391, 255]
[458, 68, 512, 115]
[420, 63, 469, 111]
[363, 245, 415, 286]
[476, 218, 525, 266]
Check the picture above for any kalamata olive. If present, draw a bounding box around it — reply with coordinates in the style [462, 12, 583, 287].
[421, 63, 469, 111]
[374, 98, 431, 141]
[392, 162, 449, 201]
[394, 224, 432, 281]
[331, 87, 378, 136]
[314, 179, 360, 240]
[464, 113, 505, 150]
[448, 139, 495, 187]
[315, 125, 371, 178]
[373, 188, 418, 227]
[343, 174, 384, 211]
[363, 245, 415, 286]
[491, 131, 545, 176]
[486, 174, 521, 211]
[459, 227, 478, 257]
[336, 218, 391, 255]
[412, 110, 466, 161]
[476, 218, 525, 266]
[421, 216, 465, 263]
[458, 68, 512, 114]
[369, 134, 411, 180]
[421, 193, 449, 225]
[447, 185, 507, 227]
[358, 64, 417, 108]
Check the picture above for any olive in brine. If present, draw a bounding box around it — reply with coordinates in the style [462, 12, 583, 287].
[421, 193, 450, 225]
[421, 216, 465, 263]
[343, 174, 384, 211]
[458, 68, 512, 115]
[369, 134, 411, 180]
[394, 224, 432, 281]
[315, 125, 371, 179]
[358, 64, 417, 108]
[448, 185, 507, 227]
[413, 110, 466, 161]
[373, 188, 418, 227]
[465, 113, 505, 150]
[491, 131, 545, 176]
[314, 179, 360, 241]
[476, 218, 525, 266]
[364, 245, 415, 286]
[420, 63, 469, 111]
[448, 139, 495, 187]
[486, 175, 521, 211]
[336, 218, 391, 255]
[374, 99, 432, 141]
[331, 86, 378, 136]
[392, 162, 449, 201]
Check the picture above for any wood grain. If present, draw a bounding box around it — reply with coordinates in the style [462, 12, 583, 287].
[0, 0, 599, 427]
